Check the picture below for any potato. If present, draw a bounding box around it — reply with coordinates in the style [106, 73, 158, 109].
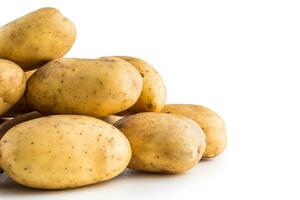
[0, 59, 26, 116]
[115, 56, 167, 113]
[0, 115, 131, 189]
[161, 104, 227, 158]
[114, 112, 206, 173]
[26, 57, 143, 117]
[3, 70, 37, 116]
[0, 7, 76, 71]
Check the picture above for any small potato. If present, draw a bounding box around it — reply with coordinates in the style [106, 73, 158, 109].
[0, 115, 131, 189]
[3, 70, 37, 116]
[26, 57, 143, 117]
[114, 112, 206, 173]
[116, 56, 167, 113]
[161, 104, 227, 158]
[0, 7, 76, 70]
[0, 59, 26, 115]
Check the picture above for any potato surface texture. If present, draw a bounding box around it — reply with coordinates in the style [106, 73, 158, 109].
[161, 104, 227, 158]
[4, 70, 37, 116]
[116, 56, 167, 112]
[26, 57, 143, 117]
[0, 115, 131, 189]
[0, 7, 76, 70]
[114, 112, 206, 173]
[0, 59, 26, 115]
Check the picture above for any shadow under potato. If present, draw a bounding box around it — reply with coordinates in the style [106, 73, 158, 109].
[0, 168, 185, 195]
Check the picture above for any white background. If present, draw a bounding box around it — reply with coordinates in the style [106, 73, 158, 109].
[1, 0, 300, 199]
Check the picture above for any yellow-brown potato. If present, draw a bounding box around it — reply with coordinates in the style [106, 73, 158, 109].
[161, 104, 227, 158]
[0, 7, 76, 71]
[0, 59, 26, 116]
[26, 57, 143, 117]
[115, 56, 167, 113]
[4, 70, 37, 116]
[114, 112, 206, 173]
[0, 115, 131, 189]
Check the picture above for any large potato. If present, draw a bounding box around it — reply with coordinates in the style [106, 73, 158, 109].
[0, 59, 26, 115]
[4, 70, 36, 116]
[116, 56, 167, 113]
[26, 57, 143, 117]
[0, 115, 131, 189]
[114, 112, 206, 173]
[0, 7, 76, 70]
[161, 104, 227, 158]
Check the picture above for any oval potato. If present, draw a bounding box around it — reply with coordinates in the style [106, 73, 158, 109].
[0, 115, 131, 189]
[114, 112, 206, 173]
[0, 59, 26, 116]
[116, 56, 167, 113]
[0, 7, 76, 70]
[161, 104, 227, 158]
[26, 57, 143, 117]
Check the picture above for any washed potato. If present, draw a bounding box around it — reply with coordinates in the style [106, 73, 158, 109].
[0, 7, 76, 70]
[0, 115, 131, 189]
[161, 104, 227, 158]
[26, 57, 143, 117]
[0, 59, 26, 116]
[4, 70, 37, 116]
[116, 56, 167, 113]
[114, 112, 206, 173]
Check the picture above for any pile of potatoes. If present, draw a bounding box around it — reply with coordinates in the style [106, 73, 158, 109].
[0, 8, 227, 189]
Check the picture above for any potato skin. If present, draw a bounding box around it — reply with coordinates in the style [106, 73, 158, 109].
[114, 112, 206, 173]
[161, 104, 227, 158]
[116, 56, 167, 113]
[26, 57, 143, 117]
[0, 115, 131, 189]
[0, 7, 76, 70]
[3, 70, 36, 116]
[0, 59, 26, 115]
[0, 111, 42, 139]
